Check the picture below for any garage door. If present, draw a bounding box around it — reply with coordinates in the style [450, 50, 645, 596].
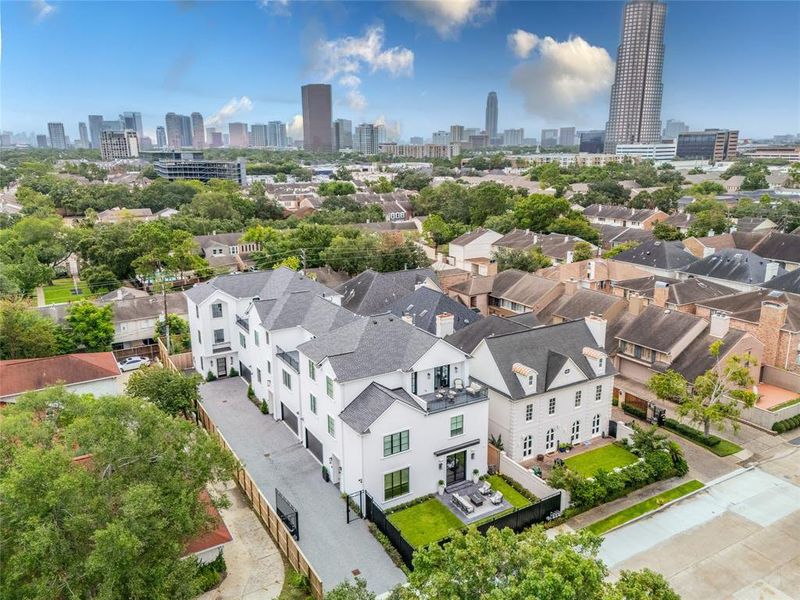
[305, 429, 323, 464]
[281, 403, 298, 434]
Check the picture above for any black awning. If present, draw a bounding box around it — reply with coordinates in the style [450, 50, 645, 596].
[434, 438, 480, 457]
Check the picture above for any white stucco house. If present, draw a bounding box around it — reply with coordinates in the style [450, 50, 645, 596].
[447, 228, 503, 273]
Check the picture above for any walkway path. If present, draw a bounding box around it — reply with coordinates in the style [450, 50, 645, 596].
[199, 378, 406, 595]
[35, 285, 45, 307]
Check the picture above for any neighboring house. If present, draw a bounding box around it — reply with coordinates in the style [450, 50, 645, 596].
[184, 490, 234, 564]
[194, 232, 261, 272]
[0, 352, 122, 403]
[762, 269, 800, 294]
[548, 288, 628, 327]
[99, 286, 149, 302]
[611, 239, 698, 278]
[750, 231, 800, 271]
[582, 204, 668, 230]
[766, 172, 790, 188]
[680, 248, 785, 291]
[661, 212, 695, 235]
[387, 285, 483, 336]
[611, 276, 737, 314]
[96, 207, 155, 224]
[695, 290, 800, 373]
[539, 258, 650, 292]
[735, 217, 778, 234]
[591, 224, 655, 250]
[682, 231, 767, 259]
[491, 230, 598, 265]
[447, 228, 503, 273]
[297, 313, 489, 508]
[468, 317, 614, 461]
[448, 269, 564, 318]
[336, 268, 440, 316]
[445, 314, 539, 354]
[723, 175, 745, 193]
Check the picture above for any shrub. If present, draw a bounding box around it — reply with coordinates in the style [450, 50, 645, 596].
[773, 414, 800, 433]
[367, 521, 409, 574]
[194, 552, 226, 593]
[247, 384, 255, 400]
[286, 568, 309, 592]
[663, 418, 721, 447]
[228, 367, 239, 377]
[259, 399, 269, 414]
[206, 371, 217, 382]
[384, 493, 436, 515]
[622, 403, 646, 420]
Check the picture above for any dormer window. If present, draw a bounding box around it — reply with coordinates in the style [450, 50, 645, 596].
[528, 375, 533, 386]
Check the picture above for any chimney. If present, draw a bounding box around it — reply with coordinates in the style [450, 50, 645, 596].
[564, 277, 579, 297]
[759, 301, 787, 330]
[653, 281, 669, 308]
[703, 246, 715, 258]
[566, 250, 574, 264]
[587, 260, 596, 280]
[584, 314, 607, 349]
[709, 312, 730, 338]
[116, 288, 123, 301]
[435, 312, 455, 337]
[764, 262, 779, 282]
[401, 313, 414, 325]
[628, 293, 644, 316]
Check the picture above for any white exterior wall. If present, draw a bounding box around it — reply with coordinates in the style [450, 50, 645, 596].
[449, 231, 502, 270]
[187, 291, 245, 378]
[1, 376, 122, 404]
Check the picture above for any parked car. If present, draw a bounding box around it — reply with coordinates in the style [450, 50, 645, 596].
[117, 356, 151, 372]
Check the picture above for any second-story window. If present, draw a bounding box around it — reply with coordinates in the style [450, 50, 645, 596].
[383, 430, 409, 457]
[197, 330, 202, 343]
[595, 384, 603, 402]
[282, 370, 291, 390]
[327, 415, 335, 438]
[213, 329, 224, 344]
[450, 415, 464, 437]
[239, 332, 246, 348]
[525, 404, 533, 421]
[575, 390, 582, 408]
[326, 376, 333, 398]
[212, 303, 223, 318]
[548, 397, 556, 415]
[254, 331, 259, 346]
[310, 394, 317, 414]
[308, 360, 316, 381]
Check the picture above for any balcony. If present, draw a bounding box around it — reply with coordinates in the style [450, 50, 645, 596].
[212, 341, 231, 353]
[420, 381, 488, 414]
[276, 346, 300, 373]
[235, 315, 249, 332]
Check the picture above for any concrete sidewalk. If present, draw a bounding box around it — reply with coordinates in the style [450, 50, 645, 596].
[200, 378, 406, 595]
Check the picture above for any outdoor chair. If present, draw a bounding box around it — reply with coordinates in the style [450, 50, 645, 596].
[452, 493, 474, 514]
[478, 481, 492, 495]
[490, 491, 503, 505]
[453, 378, 464, 391]
[466, 382, 482, 395]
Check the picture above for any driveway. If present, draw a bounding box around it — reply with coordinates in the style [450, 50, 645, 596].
[199, 378, 406, 595]
[599, 448, 800, 600]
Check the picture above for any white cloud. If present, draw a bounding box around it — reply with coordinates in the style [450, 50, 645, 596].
[507, 29, 539, 59]
[287, 114, 303, 139]
[374, 115, 402, 141]
[258, 0, 290, 16]
[346, 90, 367, 112]
[32, 0, 56, 22]
[510, 33, 615, 121]
[338, 75, 362, 88]
[206, 96, 254, 127]
[399, 0, 496, 39]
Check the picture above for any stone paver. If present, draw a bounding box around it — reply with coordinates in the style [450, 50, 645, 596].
[200, 378, 406, 595]
[199, 481, 284, 600]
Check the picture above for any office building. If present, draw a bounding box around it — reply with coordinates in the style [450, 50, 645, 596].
[101, 120, 123, 133]
[47, 122, 67, 149]
[579, 130, 606, 154]
[250, 124, 268, 148]
[432, 130, 450, 145]
[676, 129, 739, 162]
[558, 127, 576, 147]
[78, 122, 89, 148]
[469, 134, 489, 148]
[663, 119, 689, 140]
[228, 122, 249, 148]
[615, 142, 676, 161]
[180, 115, 193, 147]
[120, 112, 143, 139]
[354, 123, 378, 155]
[207, 130, 223, 148]
[301, 83, 333, 152]
[409, 136, 423, 145]
[36, 134, 48, 148]
[154, 157, 247, 186]
[375, 124, 387, 145]
[156, 127, 167, 149]
[165, 113, 183, 148]
[450, 124, 465, 143]
[191, 112, 205, 149]
[100, 130, 140, 160]
[378, 143, 454, 159]
[333, 118, 352, 151]
[268, 121, 288, 148]
[464, 128, 480, 139]
[604, 0, 666, 153]
[541, 129, 558, 148]
[139, 137, 153, 151]
[523, 138, 537, 146]
[501, 128, 524, 147]
[485, 92, 498, 141]
[88, 115, 104, 149]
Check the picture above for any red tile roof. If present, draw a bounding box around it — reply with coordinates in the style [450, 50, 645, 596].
[0, 352, 121, 398]
[184, 490, 234, 555]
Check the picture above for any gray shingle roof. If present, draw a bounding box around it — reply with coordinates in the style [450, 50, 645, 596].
[696, 289, 800, 331]
[298, 313, 444, 382]
[252, 293, 359, 336]
[762, 269, 800, 294]
[668, 328, 746, 382]
[682, 248, 786, 284]
[336, 268, 438, 316]
[491, 269, 560, 306]
[750, 231, 800, 264]
[339, 383, 422, 433]
[387, 286, 482, 335]
[616, 306, 704, 353]
[479, 319, 613, 400]
[445, 315, 534, 354]
[582, 204, 662, 223]
[552, 289, 624, 321]
[613, 240, 697, 270]
[450, 227, 495, 246]
[184, 267, 337, 304]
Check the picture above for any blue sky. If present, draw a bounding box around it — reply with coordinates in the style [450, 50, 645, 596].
[3, 0, 798, 141]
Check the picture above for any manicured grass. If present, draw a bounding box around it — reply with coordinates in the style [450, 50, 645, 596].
[388, 498, 464, 548]
[42, 278, 90, 304]
[564, 444, 638, 477]
[585, 479, 704, 535]
[709, 439, 743, 457]
[485, 474, 533, 509]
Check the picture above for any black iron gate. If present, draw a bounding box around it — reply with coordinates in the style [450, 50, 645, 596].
[276, 488, 299, 540]
[346, 490, 363, 523]
[608, 420, 618, 438]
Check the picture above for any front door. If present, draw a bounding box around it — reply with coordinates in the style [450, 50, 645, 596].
[446, 450, 466, 485]
[216, 357, 227, 377]
[434, 365, 450, 389]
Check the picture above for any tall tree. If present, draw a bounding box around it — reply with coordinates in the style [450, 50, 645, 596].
[64, 301, 115, 352]
[492, 247, 552, 273]
[126, 366, 201, 418]
[0, 299, 61, 359]
[572, 241, 595, 262]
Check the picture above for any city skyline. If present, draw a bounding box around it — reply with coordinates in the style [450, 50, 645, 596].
[3, 0, 799, 141]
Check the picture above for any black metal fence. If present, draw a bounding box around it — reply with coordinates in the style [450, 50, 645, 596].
[276, 488, 299, 540]
[365, 490, 563, 571]
[608, 420, 618, 438]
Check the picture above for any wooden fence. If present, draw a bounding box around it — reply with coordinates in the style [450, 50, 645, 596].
[196, 402, 324, 599]
[113, 344, 159, 362]
[157, 338, 193, 373]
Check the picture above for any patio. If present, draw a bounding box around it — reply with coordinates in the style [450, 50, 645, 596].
[439, 480, 514, 525]
[523, 435, 619, 479]
[756, 383, 799, 411]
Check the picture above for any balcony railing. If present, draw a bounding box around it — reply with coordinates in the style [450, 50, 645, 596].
[276, 346, 300, 373]
[235, 315, 249, 332]
[420, 382, 488, 414]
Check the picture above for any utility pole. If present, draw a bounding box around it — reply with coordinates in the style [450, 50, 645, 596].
[161, 273, 171, 355]
[300, 248, 307, 271]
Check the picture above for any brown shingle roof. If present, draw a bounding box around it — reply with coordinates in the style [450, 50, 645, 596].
[0, 352, 120, 398]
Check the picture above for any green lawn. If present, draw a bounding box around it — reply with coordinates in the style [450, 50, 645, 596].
[564, 444, 639, 477]
[585, 480, 704, 535]
[387, 498, 464, 548]
[42, 278, 90, 304]
[485, 475, 533, 509]
[709, 439, 743, 457]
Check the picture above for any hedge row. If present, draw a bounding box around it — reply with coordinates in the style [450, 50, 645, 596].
[773, 414, 800, 433]
[622, 403, 721, 448]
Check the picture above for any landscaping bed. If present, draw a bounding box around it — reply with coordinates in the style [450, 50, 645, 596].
[584, 479, 704, 535]
[773, 414, 800, 433]
[563, 443, 638, 477]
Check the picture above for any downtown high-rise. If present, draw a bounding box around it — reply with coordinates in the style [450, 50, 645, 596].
[165, 113, 183, 148]
[333, 119, 352, 151]
[485, 92, 498, 141]
[47, 122, 67, 149]
[191, 112, 205, 149]
[301, 84, 333, 152]
[604, 0, 666, 153]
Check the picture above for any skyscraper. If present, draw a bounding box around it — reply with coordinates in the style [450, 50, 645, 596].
[156, 126, 167, 149]
[540, 129, 558, 148]
[36, 134, 48, 148]
[47, 122, 67, 149]
[165, 113, 182, 148]
[120, 112, 143, 139]
[663, 119, 689, 140]
[228, 122, 249, 148]
[604, 0, 667, 153]
[558, 127, 576, 146]
[333, 119, 353, 151]
[432, 131, 450, 145]
[191, 113, 205, 149]
[180, 115, 193, 147]
[502, 128, 524, 147]
[579, 130, 606, 154]
[450, 124, 465, 143]
[88, 115, 103, 149]
[78, 122, 89, 148]
[268, 121, 288, 148]
[485, 92, 498, 141]
[100, 130, 139, 160]
[301, 84, 333, 152]
[250, 124, 268, 147]
[354, 123, 378, 154]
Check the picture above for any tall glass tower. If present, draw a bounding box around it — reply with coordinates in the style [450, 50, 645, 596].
[604, 0, 666, 153]
[485, 91, 498, 141]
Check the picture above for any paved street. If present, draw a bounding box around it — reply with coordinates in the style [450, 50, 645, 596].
[199, 378, 406, 595]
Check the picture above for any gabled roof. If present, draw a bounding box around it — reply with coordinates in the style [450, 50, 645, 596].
[336, 268, 438, 316]
[750, 231, 800, 264]
[491, 269, 560, 306]
[252, 292, 359, 335]
[612, 276, 737, 305]
[387, 286, 481, 335]
[184, 267, 337, 304]
[98, 286, 149, 302]
[298, 313, 448, 382]
[339, 383, 422, 434]
[612, 240, 697, 270]
[450, 227, 497, 247]
[696, 289, 800, 331]
[0, 352, 120, 398]
[761, 269, 800, 294]
[591, 224, 655, 247]
[445, 314, 535, 354]
[194, 232, 245, 250]
[735, 217, 777, 233]
[582, 204, 663, 223]
[616, 306, 704, 353]
[448, 275, 494, 296]
[479, 319, 612, 400]
[552, 289, 625, 321]
[682, 248, 786, 284]
[663, 212, 694, 228]
[667, 328, 747, 382]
